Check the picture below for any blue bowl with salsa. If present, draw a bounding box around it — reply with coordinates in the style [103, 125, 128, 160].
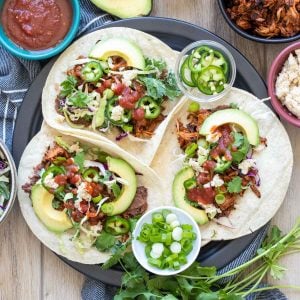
[0, 0, 80, 60]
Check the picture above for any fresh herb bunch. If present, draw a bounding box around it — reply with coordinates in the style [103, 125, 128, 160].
[113, 219, 300, 299]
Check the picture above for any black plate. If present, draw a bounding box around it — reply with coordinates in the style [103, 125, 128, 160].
[13, 17, 267, 286]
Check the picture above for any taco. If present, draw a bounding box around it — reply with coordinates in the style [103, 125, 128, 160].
[42, 27, 182, 165]
[151, 88, 293, 240]
[18, 125, 163, 264]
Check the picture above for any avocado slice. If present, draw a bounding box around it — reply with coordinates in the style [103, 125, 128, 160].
[173, 167, 209, 225]
[89, 38, 145, 70]
[101, 157, 137, 216]
[90, 0, 152, 19]
[199, 109, 260, 146]
[31, 184, 73, 233]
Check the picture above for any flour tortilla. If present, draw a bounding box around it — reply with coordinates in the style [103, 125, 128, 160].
[42, 27, 183, 165]
[151, 87, 293, 240]
[17, 124, 164, 264]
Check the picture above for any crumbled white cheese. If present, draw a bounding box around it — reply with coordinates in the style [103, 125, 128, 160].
[69, 143, 82, 154]
[276, 50, 300, 119]
[187, 158, 206, 174]
[89, 223, 103, 237]
[121, 70, 139, 87]
[203, 174, 224, 188]
[204, 204, 221, 219]
[197, 146, 209, 157]
[110, 105, 124, 121]
[238, 159, 256, 175]
[206, 132, 221, 143]
[74, 199, 82, 212]
[107, 57, 114, 69]
[77, 182, 92, 202]
[63, 193, 74, 202]
[43, 173, 59, 189]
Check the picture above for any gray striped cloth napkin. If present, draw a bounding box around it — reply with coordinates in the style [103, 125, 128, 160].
[0, 1, 288, 299]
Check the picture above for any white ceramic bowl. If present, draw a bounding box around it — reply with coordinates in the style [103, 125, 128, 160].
[132, 206, 201, 276]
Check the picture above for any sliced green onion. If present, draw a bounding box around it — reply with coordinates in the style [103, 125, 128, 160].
[92, 195, 102, 204]
[215, 193, 225, 205]
[152, 213, 164, 224]
[184, 177, 197, 190]
[185, 142, 198, 158]
[197, 138, 208, 149]
[188, 102, 200, 113]
[148, 258, 162, 268]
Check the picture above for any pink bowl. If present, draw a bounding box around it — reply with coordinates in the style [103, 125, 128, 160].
[268, 41, 300, 127]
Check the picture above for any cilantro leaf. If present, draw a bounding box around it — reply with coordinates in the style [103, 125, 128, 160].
[164, 73, 181, 100]
[144, 58, 167, 71]
[73, 151, 85, 171]
[52, 199, 62, 209]
[95, 232, 115, 251]
[68, 91, 90, 108]
[229, 102, 239, 109]
[59, 76, 77, 97]
[138, 77, 166, 100]
[232, 132, 244, 148]
[101, 238, 131, 270]
[111, 182, 121, 198]
[227, 176, 242, 193]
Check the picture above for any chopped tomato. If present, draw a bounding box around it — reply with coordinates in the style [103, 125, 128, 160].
[64, 200, 75, 210]
[54, 174, 67, 186]
[65, 158, 74, 166]
[119, 97, 135, 109]
[112, 82, 125, 95]
[103, 79, 112, 89]
[187, 187, 215, 205]
[66, 164, 79, 173]
[202, 160, 216, 171]
[197, 172, 211, 185]
[80, 200, 89, 213]
[90, 182, 103, 197]
[85, 183, 94, 195]
[69, 174, 81, 185]
[133, 108, 145, 121]
[71, 210, 84, 222]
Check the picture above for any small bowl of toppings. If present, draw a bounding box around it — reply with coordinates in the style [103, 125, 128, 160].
[132, 206, 201, 275]
[175, 40, 236, 103]
[0, 0, 80, 60]
[0, 139, 17, 225]
[268, 41, 300, 127]
[218, 0, 300, 44]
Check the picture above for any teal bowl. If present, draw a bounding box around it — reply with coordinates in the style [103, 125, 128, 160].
[0, 0, 80, 60]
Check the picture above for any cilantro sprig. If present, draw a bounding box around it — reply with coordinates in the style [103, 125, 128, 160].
[59, 76, 77, 98]
[138, 58, 181, 101]
[227, 176, 242, 194]
[113, 219, 300, 299]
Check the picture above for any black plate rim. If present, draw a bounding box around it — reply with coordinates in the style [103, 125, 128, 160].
[13, 17, 267, 286]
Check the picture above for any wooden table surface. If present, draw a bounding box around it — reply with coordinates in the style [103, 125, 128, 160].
[1, 1, 300, 299]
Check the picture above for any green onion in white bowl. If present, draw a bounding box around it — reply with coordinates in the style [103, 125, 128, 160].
[132, 206, 201, 276]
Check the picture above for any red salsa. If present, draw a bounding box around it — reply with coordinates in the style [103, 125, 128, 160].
[1, 0, 73, 51]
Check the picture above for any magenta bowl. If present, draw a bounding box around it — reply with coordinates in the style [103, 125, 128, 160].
[268, 42, 300, 127]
